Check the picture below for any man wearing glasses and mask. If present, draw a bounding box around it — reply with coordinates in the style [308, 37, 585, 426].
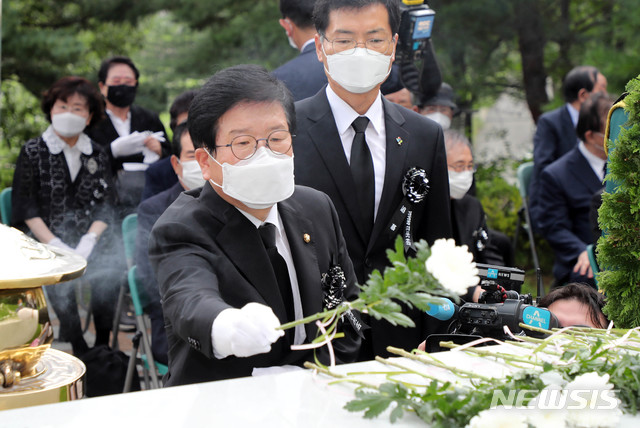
[149, 65, 361, 386]
[293, 0, 452, 360]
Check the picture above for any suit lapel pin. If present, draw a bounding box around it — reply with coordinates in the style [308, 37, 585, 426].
[303, 233, 311, 243]
[396, 137, 403, 146]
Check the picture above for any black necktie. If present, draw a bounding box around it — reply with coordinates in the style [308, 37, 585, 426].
[350, 116, 375, 238]
[258, 223, 294, 323]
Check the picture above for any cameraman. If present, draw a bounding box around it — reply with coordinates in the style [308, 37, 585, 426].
[538, 283, 608, 329]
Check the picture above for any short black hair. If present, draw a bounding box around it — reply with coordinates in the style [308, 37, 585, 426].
[562, 65, 599, 103]
[172, 122, 188, 157]
[188, 64, 295, 152]
[169, 89, 198, 131]
[576, 92, 612, 142]
[313, 0, 400, 36]
[41, 76, 105, 128]
[538, 282, 608, 328]
[97, 56, 140, 85]
[280, 0, 316, 28]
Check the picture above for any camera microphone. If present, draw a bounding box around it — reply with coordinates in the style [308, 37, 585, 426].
[425, 297, 459, 321]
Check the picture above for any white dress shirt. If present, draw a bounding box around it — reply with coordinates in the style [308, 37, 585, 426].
[43, 126, 93, 182]
[237, 205, 306, 345]
[106, 108, 132, 138]
[325, 85, 386, 220]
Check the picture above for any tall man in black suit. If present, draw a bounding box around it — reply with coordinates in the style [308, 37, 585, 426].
[272, 0, 327, 101]
[149, 65, 360, 386]
[537, 93, 611, 288]
[293, 0, 452, 360]
[529, 65, 607, 230]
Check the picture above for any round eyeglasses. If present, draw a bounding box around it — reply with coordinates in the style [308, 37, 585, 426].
[215, 130, 294, 160]
[322, 36, 394, 55]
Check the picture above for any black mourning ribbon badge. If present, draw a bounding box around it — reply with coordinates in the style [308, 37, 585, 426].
[387, 167, 430, 252]
[321, 264, 366, 338]
[321, 265, 347, 310]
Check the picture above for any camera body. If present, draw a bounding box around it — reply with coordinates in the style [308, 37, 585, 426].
[425, 264, 558, 351]
[397, 0, 436, 62]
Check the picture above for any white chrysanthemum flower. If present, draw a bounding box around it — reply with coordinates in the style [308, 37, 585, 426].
[466, 407, 527, 428]
[526, 408, 567, 428]
[540, 370, 567, 387]
[425, 238, 479, 295]
[564, 372, 612, 392]
[561, 372, 622, 428]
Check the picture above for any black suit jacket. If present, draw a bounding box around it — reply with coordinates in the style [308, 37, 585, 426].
[529, 105, 577, 229]
[272, 43, 328, 102]
[293, 89, 452, 358]
[149, 184, 361, 386]
[140, 157, 178, 201]
[538, 146, 603, 282]
[86, 104, 169, 173]
[451, 195, 506, 266]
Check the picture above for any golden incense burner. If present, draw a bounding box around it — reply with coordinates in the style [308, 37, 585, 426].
[0, 224, 87, 409]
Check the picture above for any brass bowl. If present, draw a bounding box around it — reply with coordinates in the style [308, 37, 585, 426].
[0, 225, 86, 387]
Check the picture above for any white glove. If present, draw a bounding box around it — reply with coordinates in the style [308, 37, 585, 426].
[211, 302, 285, 359]
[74, 232, 98, 260]
[110, 132, 146, 158]
[48, 237, 74, 253]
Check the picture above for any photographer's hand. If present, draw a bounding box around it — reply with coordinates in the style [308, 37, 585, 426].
[573, 250, 593, 278]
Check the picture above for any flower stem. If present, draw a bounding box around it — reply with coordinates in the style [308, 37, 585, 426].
[387, 347, 493, 381]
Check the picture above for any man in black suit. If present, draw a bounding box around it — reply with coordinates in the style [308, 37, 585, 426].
[293, 0, 452, 360]
[87, 56, 170, 212]
[272, 0, 327, 101]
[149, 65, 360, 386]
[135, 124, 204, 365]
[141, 89, 199, 201]
[537, 93, 611, 289]
[529, 65, 607, 230]
[444, 130, 513, 271]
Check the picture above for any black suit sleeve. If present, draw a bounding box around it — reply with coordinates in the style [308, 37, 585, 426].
[416, 125, 453, 244]
[319, 191, 361, 365]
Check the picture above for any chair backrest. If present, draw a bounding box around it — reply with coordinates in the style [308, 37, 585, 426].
[0, 187, 12, 225]
[587, 243, 599, 275]
[121, 213, 138, 267]
[516, 162, 534, 199]
[128, 265, 144, 316]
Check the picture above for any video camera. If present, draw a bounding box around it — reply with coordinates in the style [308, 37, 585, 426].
[396, 0, 436, 62]
[424, 263, 559, 352]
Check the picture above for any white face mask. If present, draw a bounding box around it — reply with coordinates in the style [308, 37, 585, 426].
[324, 46, 393, 94]
[179, 159, 205, 190]
[424, 112, 451, 130]
[287, 35, 298, 50]
[206, 147, 295, 209]
[448, 170, 473, 199]
[51, 112, 87, 137]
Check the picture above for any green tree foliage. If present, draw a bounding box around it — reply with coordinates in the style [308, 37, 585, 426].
[1, 0, 164, 97]
[597, 76, 640, 328]
[430, 0, 638, 122]
[0, 77, 48, 189]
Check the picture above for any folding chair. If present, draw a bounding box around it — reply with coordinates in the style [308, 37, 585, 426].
[112, 213, 138, 350]
[513, 162, 541, 273]
[586, 244, 599, 286]
[0, 187, 12, 225]
[123, 265, 168, 392]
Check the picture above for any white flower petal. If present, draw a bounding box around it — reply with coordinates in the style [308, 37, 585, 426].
[426, 238, 479, 295]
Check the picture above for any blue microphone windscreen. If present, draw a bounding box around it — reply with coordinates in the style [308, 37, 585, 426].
[522, 306, 552, 330]
[426, 298, 456, 321]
